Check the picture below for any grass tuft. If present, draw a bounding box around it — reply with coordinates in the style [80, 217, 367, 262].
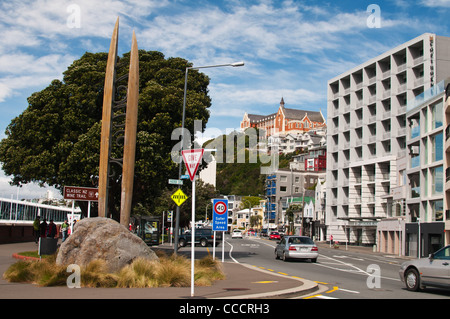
[3, 252, 225, 288]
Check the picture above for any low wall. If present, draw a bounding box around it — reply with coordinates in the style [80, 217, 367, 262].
[0, 224, 35, 244]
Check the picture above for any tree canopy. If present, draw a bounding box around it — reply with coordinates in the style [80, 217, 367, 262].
[0, 50, 211, 220]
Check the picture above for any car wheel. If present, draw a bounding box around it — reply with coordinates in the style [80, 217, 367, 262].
[282, 252, 289, 262]
[200, 238, 208, 247]
[179, 239, 186, 247]
[275, 249, 280, 260]
[311, 258, 317, 263]
[405, 268, 421, 291]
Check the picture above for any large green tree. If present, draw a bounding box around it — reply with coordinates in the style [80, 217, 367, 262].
[0, 50, 211, 220]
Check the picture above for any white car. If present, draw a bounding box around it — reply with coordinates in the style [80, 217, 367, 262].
[231, 229, 243, 239]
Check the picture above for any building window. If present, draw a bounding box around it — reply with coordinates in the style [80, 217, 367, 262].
[280, 186, 287, 192]
[431, 132, 443, 162]
[280, 175, 287, 182]
[431, 165, 443, 195]
[431, 99, 443, 130]
[431, 200, 443, 221]
[410, 118, 420, 139]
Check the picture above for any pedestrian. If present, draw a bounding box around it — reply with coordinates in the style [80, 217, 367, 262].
[47, 219, 57, 238]
[33, 216, 40, 243]
[61, 220, 69, 242]
[40, 218, 48, 238]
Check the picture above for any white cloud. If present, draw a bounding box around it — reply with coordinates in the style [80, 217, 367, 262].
[0, 167, 61, 200]
[419, 0, 450, 7]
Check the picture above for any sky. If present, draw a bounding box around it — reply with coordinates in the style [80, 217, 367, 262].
[0, 0, 449, 199]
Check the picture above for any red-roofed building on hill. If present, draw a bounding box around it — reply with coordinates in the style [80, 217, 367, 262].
[240, 98, 327, 140]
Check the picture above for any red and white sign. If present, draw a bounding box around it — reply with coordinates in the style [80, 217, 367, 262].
[214, 201, 227, 215]
[181, 149, 204, 182]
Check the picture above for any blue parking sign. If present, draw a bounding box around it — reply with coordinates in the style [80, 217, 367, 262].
[212, 199, 228, 231]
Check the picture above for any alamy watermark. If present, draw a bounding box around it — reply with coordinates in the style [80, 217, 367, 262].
[367, 4, 381, 29]
[366, 264, 381, 289]
[66, 264, 81, 288]
[171, 120, 279, 174]
[67, 4, 81, 29]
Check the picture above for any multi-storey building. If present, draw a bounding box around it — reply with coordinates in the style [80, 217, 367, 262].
[241, 98, 326, 140]
[326, 33, 450, 248]
[265, 168, 326, 231]
[403, 80, 449, 256]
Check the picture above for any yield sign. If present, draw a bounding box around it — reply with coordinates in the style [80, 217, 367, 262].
[181, 148, 204, 181]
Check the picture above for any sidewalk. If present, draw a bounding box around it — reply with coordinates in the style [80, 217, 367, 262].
[0, 241, 318, 299]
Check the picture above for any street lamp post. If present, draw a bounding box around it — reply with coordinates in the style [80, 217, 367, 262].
[173, 61, 244, 255]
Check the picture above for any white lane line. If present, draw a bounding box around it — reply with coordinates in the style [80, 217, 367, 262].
[226, 240, 239, 264]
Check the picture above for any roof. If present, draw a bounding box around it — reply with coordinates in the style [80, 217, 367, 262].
[283, 108, 324, 123]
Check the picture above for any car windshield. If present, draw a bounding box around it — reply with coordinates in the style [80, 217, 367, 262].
[288, 237, 314, 245]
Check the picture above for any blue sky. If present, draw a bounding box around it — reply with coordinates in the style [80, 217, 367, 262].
[0, 0, 449, 198]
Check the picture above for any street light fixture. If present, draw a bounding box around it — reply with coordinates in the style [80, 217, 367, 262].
[173, 61, 244, 255]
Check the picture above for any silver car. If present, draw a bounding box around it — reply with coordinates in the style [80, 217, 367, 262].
[399, 245, 450, 291]
[275, 236, 318, 262]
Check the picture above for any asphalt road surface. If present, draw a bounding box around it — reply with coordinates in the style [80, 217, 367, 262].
[222, 235, 450, 300]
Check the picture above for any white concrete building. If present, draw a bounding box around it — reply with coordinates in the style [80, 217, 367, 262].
[326, 33, 450, 246]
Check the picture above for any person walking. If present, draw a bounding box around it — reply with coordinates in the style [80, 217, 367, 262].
[61, 220, 69, 242]
[40, 218, 48, 238]
[33, 216, 40, 243]
[47, 219, 57, 238]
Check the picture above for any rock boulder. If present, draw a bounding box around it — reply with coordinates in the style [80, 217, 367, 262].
[56, 217, 159, 272]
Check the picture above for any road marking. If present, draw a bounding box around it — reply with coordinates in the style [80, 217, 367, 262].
[325, 286, 339, 293]
[277, 272, 288, 276]
[253, 281, 278, 284]
[303, 294, 322, 299]
[226, 240, 239, 264]
[314, 295, 339, 299]
[339, 288, 360, 294]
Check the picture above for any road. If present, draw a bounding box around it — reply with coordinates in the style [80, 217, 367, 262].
[219, 235, 450, 300]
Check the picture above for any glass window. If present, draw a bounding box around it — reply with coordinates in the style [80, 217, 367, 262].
[431, 100, 443, 130]
[434, 246, 450, 260]
[432, 200, 443, 221]
[410, 118, 420, 139]
[431, 132, 443, 162]
[432, 166, 443, 195]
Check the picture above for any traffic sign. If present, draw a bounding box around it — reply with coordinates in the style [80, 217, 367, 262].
[181, 149, 204, 182]
[64, 186, 99, 201]
[168, 179, 183, 185]
[212, 199, 228, 231]
[180, 174, 190, 180]
[171, 189, 188, 206]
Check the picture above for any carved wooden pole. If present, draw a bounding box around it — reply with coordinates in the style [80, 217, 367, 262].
[98, 17, 119, 218]
[120, 31, 139, 227]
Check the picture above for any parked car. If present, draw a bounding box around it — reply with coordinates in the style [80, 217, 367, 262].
[399, 245, 450, 291]
[269, 231, 281, 240]
[275, 236, 318, 262]
[178, 228, 222, 247]
[231, 229, 243, 239]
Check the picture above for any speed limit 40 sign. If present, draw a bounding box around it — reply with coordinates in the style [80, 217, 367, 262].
[212, 199, 228, 231]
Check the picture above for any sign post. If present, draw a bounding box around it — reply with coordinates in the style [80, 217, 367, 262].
[181, 148, 204, 298]
[212, 199, 228, 261]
